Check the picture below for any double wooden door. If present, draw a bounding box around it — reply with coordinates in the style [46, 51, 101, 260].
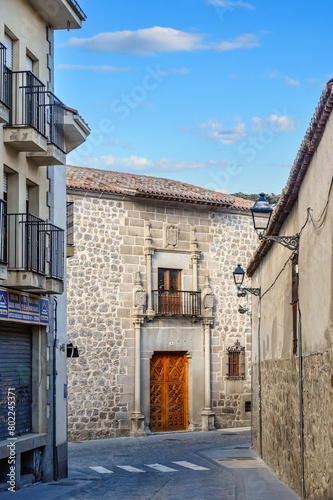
[150, 352, 188, 432]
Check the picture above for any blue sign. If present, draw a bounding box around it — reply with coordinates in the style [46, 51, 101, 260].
[0, 288, 49, 325]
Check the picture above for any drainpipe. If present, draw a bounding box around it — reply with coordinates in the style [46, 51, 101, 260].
[53, 296, 59, 481]
[298, 300, 304, 499]
[258, 263, 263, 458]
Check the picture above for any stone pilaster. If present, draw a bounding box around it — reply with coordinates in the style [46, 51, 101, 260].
[144, 221, 155, 320]
[130, 316, 146, 437]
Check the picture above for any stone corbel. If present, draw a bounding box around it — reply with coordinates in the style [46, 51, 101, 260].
[202, 275, 215, 317]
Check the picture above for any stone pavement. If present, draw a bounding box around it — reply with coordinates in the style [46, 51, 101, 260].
[0, 428, 300, 499]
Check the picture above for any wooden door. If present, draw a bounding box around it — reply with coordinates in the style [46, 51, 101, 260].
[150, 352, 188, 432]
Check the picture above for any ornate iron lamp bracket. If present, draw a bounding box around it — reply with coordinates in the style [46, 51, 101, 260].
[238, 287, 261, 297]
[263, 234, 299, 251]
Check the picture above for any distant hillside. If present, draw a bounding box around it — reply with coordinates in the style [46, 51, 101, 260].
[231, 193, 280, 207]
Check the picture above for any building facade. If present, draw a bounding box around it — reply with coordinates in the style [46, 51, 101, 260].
[66, 165, 256, 440]
[247, 82, 333, 500]
[0, 0, 89, 490]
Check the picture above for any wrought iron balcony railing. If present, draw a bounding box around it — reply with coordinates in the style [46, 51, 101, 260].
[66, 201, 74, 247]
[9, 71, 46, 136]
[7, 214, 65, 279]
[0, 199, 7, 264]
[6, 71, 66, 151]
[152, 290, 201, 316]
[0, 43, 11, 109]
[7, 213, 46, 274]
[44, 223, 65, 280]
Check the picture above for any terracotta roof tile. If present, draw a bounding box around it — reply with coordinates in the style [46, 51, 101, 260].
[66, 165, 253, 210]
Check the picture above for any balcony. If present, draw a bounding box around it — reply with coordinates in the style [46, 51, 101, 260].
[2, 213, 64, 293]
[27, 0, 86, 30]
[0, 43, 11, 124]
[152, 290, 201, 317]
[63, 107, 90, 153]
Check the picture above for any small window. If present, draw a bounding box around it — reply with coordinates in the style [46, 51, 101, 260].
[245, 401, 251, 412]
[227, 341, 245, 379]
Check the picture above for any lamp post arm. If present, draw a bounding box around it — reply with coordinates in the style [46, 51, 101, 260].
[239, 287, 261, 297]
[263, 234, 299, 251]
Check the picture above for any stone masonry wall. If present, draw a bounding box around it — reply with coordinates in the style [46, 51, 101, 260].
[67, 196, 127, 440]
[67, 193, 257, 439]
[303, 349, 332, 500]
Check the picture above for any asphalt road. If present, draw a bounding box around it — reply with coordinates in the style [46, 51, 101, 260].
[0, 428, 300, 500]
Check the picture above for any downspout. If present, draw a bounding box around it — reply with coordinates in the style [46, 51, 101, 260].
[53, 296, 59, 481]
[258, 262, 263, 458]
[298, 293, 304, 498]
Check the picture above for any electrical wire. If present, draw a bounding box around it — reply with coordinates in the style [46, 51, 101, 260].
[308, 171, 333, 228]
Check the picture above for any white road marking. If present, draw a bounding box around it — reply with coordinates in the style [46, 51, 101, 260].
[172, 461, 210, 471]
[145, 463, 178, 472]
[89, 466, 114, 474]
[117, 465, 146, 473]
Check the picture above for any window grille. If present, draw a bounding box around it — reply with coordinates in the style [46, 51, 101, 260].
[227, 340, 245, 379]
[66, 201, 74, 247]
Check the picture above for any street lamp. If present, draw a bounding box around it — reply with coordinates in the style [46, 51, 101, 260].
[233, 264, 261, 297]
[250, 193, 299, 251]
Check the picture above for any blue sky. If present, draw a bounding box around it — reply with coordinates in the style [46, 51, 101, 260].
[55, 0, 333, 195]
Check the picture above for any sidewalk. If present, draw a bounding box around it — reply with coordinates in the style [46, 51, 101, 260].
[0, 428, 300, 500]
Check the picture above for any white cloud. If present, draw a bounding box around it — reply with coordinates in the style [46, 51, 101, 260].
[207, 0, 255, 9]
[285, 76, 301, 87]
[212, 34, 259, 51]
[251, 114, 297, 132]
[56, 64, 131, 72]
[199, 119, 247, 145]
[71, 154, 211, 172]
[63, 27, 260, 55]
[159, 67, 190, 76]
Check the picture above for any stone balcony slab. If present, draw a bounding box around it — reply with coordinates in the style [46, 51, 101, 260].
[3, 127, 47, 152]
[27, 144, 66, 166]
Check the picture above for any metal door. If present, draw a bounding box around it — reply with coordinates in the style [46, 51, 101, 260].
[0, 323, 32, 439]
[150, 352, 188, 432]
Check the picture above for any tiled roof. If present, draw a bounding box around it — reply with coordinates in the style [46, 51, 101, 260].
[66, 165, 253, 210]
[247, 80, 333, 277]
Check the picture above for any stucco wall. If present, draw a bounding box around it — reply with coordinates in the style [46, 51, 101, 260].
[250, 105, 333, 499]
[67, 193, 256, 440]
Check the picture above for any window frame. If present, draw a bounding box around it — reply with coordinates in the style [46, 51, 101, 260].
[227, 341, 245, 380]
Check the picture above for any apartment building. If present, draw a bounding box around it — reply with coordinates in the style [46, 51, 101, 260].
[0, 0, 89, 489]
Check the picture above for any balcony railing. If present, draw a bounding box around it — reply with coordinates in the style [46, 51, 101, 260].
[152, 290, 201, 316]
[0, 43, 11, 109]
[0, 199, 7, 264]
[6, 71, 66, 151]
[7, 213, 46, 274]
[44, 223, 65, 280]
[9, 71, 46, 136]
[66, 201, 74, 247]
[68, 0, 87, 20]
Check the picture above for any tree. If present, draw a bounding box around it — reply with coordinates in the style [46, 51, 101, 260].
[231, 192, 280, 206]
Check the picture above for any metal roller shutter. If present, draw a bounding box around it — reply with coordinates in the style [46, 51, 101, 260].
[0, 323, 32, 440]
[3, 34, 13, 70]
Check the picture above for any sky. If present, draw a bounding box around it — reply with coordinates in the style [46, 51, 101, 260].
[54, 0, 333, 195]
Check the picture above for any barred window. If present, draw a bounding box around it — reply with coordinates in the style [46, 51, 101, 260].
[227, 341, 245, 379]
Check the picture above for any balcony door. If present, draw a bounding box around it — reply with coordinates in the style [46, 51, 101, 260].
[150, 352, 188, 432]
[158, 268, 181, 314]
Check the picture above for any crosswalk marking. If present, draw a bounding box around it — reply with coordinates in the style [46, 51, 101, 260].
[117, 465, 146, 473]
[172, 461, 210, 471]
[89, 466, 114, 474]
[145, 463, 178, 472]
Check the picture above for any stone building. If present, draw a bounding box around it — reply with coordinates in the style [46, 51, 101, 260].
[66, 165, 257, 439]
[247, 81, 333, 499]
[0, 0, 89, 490]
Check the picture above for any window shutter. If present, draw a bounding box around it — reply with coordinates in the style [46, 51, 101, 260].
[3, 172, 7, 195]
[3, 34, 13, 70]
[26, 55, 33, 73]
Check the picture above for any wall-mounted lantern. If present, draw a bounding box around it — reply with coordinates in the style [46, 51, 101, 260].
[251, 193, 299, 251]
[233, 264, 261, 297]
